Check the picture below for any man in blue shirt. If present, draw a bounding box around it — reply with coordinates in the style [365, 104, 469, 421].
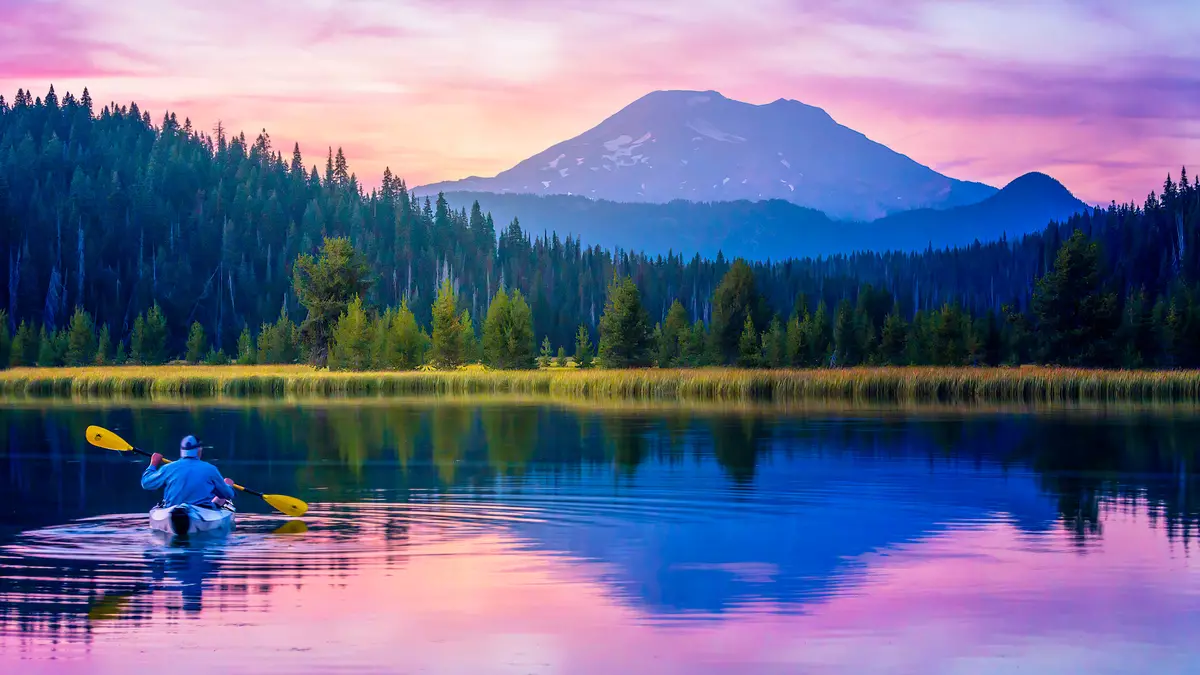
[141, 435, 237, 508]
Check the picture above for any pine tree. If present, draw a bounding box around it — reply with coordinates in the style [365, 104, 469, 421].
[597, 274, 653, 368]
[257, 307, 300, 365]
[293, 236, 371, 367]
[1031, 229, 1120, 366]
[1120, 287, 1154, 368]
[94, 324, 112, 366]
[539, 336, 553, 368]
[736, 314, 760, 368]
[808, 301, 833, 367]
[130, 314, 148, 364]
[656, 299, 689, 367]
[483, 289, 514, 368]
[555, 346, 567, 367]
[709, 260, 767, 364]
[785, 307, 807, 367]
[146, 304, 169, 363]
[879, 308, 908, 366]
[131, 304, 169, 364]
[459, 310, 479, 365]
[383, 300, 428, 369]
[64, 307, 97, 366]
[237, 327, 257, 365]
[10, 321, 37, 367]
[833, 299, 858, 366]
[429, 278, 464, 369]
[482, 288, 536, 369]
[203, 347, 231, 365]
[185, 322, 207, 364]
[1003, 303, 1034, 366]
[932, 304, 969, 366]
[681, 321, 709, 367]
[370, 308, 395, 369]
[574, 324, 594, 369]
[506, 290, 536, 369]
[37, 327, 66, 367]
[114, 340, 128, 366]
[762, 316, 786, 368]
[328, 296, 373, 371]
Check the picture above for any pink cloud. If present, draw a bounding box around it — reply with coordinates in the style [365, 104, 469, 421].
[0, 0, 1195, 206]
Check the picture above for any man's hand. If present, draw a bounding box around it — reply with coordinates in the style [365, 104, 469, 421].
[150, 452, 164, 468]
[224, 477, 235, 487]
[212, 496, 230, 508]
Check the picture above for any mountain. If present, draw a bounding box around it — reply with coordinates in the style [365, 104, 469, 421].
[437, 172, 1090, 260]
[866, 172, 1091, 249]
[416, 89, 998, 221]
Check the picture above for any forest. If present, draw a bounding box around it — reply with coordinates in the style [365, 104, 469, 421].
[1, 85, 1199, 370]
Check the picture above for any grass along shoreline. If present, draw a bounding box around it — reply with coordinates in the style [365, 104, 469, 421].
[3, 365, 1200, 403]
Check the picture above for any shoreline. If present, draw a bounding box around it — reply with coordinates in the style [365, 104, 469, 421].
[3, 365, 1200, 403]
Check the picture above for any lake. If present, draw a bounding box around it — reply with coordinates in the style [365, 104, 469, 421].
[1, 398, 1198, 674]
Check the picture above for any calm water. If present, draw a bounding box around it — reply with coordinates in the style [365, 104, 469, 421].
[1, 399, 1198, 674]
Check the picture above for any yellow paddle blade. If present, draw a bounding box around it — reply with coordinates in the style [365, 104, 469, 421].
[272, 520, 309, 535]
[88, 592, 134, 621]
[263, 493, 309, 517]
[85, 425, 133, 452]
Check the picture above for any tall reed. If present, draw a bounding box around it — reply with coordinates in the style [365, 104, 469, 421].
[4, 365, 1200, 403]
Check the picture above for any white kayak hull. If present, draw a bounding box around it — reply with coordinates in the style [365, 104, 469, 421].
[149, 503, 236, 536]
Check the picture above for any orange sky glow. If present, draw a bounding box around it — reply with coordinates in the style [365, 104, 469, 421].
[2, 0, 1198, 205]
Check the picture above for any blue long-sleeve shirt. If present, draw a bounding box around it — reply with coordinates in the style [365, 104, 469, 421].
[141, 457, 235, 507]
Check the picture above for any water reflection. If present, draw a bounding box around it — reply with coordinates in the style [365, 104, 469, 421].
[0, 399, 1198, 673]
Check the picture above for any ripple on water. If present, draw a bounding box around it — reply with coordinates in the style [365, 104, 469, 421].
[0, 500, 559, 641]
[0, 486, 776, 636]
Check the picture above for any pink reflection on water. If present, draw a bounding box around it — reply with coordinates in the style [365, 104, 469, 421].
[4, 511, 1198, 674]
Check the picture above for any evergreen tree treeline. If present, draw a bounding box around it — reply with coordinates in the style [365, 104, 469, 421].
[2, 86, 1199, 369]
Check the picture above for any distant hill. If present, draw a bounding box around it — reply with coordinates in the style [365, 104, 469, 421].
[865, 172, 1091, 250]
[438, 172, 1091, 260]
[416, 89, 997, 221]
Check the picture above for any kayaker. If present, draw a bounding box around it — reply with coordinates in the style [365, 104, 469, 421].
[141, 435, 236, 509]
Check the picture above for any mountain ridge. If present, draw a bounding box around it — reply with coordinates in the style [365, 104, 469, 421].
[435, 171, 1089, 260]
[415, 89, 999, 220]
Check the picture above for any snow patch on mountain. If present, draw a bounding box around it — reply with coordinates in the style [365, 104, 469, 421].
[686, 119, 745, 143]
[601, 133, 654, 168]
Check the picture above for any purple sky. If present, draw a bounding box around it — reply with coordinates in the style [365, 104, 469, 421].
[2, 0, 1198, 203]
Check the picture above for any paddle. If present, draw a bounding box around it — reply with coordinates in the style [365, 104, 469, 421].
[85, 425, 308, 517]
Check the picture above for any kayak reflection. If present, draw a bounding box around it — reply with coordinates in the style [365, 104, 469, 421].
[145, 540, 226, 613]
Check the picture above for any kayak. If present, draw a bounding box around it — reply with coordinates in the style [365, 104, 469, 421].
[149, 502, 236, 537]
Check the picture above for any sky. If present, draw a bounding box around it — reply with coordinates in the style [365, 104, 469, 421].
[2, 0, 1197, 205]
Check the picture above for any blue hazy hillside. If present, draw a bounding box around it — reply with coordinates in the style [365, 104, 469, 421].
[437, 171, 1089, 260]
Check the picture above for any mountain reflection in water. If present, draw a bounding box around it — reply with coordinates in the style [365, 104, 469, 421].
[0, 399, 1197, 674]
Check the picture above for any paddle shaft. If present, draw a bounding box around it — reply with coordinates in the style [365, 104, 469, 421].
[85, 425, 306, 516]
[130, 445, 263, 497]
